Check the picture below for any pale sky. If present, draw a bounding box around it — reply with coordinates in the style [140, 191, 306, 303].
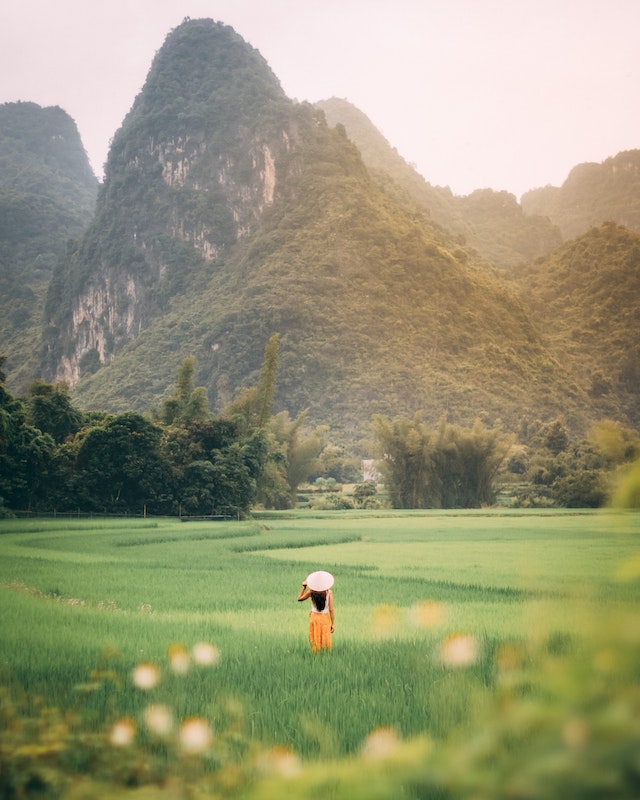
[1, 0, 638, 198]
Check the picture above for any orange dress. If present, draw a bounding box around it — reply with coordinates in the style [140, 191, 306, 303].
[309, 590, 332, 652]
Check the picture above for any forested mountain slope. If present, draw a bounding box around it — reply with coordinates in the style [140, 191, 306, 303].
[521, 150, 640, 240]
[316, 97, 563, 269]
[518, 222, 640, 427]
[0, 102, 98, 392]
[43, 18, 585, 443]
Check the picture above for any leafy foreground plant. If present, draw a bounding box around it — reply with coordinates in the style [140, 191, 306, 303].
[2, 606, 639, 800]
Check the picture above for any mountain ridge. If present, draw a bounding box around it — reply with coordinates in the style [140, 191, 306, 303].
[521, 149, 640, 239]
[316, 97, 564, 269]
[1, 19, 638, 447]
[40, 19, 587, 443]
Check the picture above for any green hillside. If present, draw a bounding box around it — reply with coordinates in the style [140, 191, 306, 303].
[0, 102, 98, 392]
[316, 97, 562, 269]
[518, 222, 640, 427]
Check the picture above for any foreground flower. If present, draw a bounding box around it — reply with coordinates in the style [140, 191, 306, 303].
[143, 704, 174, 737]
[192, 642, 221, 666]
[361, 727, 399, 759]
[563, 717, 590, 748]
[131, 663, 160, 690]
[409, 600, 446, 628]
[179, 717, 213, 754]
[439, 633, 479, 667]
[110, 717, 136, 746]
[168, 643, 191, 674]
[372, 604, 401, 636]
[257, 746, 301, 777]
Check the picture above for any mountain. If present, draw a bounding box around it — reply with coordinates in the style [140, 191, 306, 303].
[518, 221, 640, 427]
[312, 98, 640, 432]
[42, 18, 589, 444]
[521, 150, 640, 240]
[316, 97, 563, 269]
[0, 101, 98, 393]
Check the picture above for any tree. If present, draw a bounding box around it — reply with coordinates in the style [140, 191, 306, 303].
[431, 419, 514, 508]
[156, 356, 210, 426]
[353, 481, 377, 504]
[177, 428, 268, 517]
[256, 333, 279, 428]
[27, 380, 83, 443]
[551, 470, 607, 508]
[541, 420, 570, 456]
[589, 419, 640, 466]
[372, 413, 433, 508]
[0, 384, 59, 511]
[267, 410, 326, 507]
[372, 414, 512, 508]
[73, 412, 173, 513]
[222, 334, 280, 432]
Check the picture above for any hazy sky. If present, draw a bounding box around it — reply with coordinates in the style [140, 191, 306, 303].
[1, 0, 638, 198]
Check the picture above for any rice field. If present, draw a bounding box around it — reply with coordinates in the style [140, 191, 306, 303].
[1, 509, 639, 797]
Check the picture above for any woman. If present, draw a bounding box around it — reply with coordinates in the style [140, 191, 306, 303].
[297, 570, 335, 652]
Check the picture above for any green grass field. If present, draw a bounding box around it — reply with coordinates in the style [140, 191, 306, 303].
[1, 509, 639, 798]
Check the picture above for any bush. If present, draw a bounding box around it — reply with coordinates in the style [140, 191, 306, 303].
[551, 469, 607, 507]
[309, 493, 354, 510]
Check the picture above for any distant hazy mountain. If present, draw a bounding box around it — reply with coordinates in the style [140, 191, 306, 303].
[0, 101, 98, 392]
[316, 97, 562, 269]
[521, 150, 640, 240]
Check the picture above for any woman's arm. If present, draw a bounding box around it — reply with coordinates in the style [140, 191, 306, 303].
[329, 590, 335, 632]
[297, 583, 311, 602]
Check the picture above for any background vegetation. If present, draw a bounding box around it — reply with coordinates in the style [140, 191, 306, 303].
[3, 346, 639, 517]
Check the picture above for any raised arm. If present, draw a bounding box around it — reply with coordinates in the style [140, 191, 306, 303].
[297, 582, 312, 602]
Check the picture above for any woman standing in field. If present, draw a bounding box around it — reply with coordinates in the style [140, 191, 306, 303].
[297, 570, 335, 652]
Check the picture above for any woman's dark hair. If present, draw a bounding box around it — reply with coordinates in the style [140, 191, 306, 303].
[311, 591, 326, 611]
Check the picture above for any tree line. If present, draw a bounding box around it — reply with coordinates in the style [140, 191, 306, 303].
[1, 338, 639, 517]
[0, 337, 348, 517]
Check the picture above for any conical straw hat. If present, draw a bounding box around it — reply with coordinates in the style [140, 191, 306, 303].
[305, 570, 334, 591]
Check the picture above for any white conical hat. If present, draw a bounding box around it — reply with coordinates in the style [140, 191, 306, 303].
[305, 570, 334, 591]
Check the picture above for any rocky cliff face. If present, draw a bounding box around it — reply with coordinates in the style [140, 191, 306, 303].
[0, 101, 98, 393]
[45, 19, 297, 385]
[52, 130, 288, 384]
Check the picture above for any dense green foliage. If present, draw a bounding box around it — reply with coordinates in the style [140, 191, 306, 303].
[2, 356, 637, 516]
[0, 511, 638, 797]
[0, 367, 267, 516]
[372, 414, 513, 508]
[520, 222, 640, 428]
[0, 343, 347, 516]
[0, 102, 97, 394]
